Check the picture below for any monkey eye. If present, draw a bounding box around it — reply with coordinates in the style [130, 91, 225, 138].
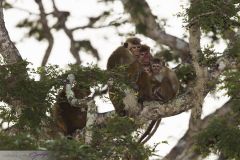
[140, 52, 148, 56]
[152, 64, 160, 68]
[130, 45, 141, 50]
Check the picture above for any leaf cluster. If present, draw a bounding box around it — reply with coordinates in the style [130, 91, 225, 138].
[195, 114, 240, 159]
[221, 69, 240, 99]
[0, 61, 152, 159]
[187, 0, 240, 40]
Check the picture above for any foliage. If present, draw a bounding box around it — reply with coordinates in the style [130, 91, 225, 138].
[221, 69, 240, 100]
[186, 0, 240, 41]
[45, 116, 153, 160]
[175, 64, 196, 85]
[0, 61, 154, 159]
[195, 112, 240, 159]
[0, 132, 39, 150]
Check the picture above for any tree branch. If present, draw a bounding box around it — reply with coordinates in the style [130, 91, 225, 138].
[121, 0, 190, 61]
[35, 0, 54, 67]
[0, 1, 22, 64]
[163, 100, 234, 160]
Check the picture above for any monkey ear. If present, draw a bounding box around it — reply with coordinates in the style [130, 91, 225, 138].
[123, 42, 128, 48]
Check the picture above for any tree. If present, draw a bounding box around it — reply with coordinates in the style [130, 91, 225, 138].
[0, 0, 240, 159]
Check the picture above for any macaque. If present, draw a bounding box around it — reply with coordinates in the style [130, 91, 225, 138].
[128, 44, 153, 101]
[138, 44, 153, 65]
[107, 37, 141, 70]
[151, 58, 179, 102]
[143, 65, 152, 76]
[124, 37, 141, 58]
[52, 85, 90, 135]
[107, 37, 141, 116]
[128, 44, 153, 80]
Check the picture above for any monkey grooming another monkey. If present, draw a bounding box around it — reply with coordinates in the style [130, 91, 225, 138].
[151, 58, 179, 102]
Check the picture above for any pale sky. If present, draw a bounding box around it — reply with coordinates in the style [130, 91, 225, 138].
[3, 1, 229, 159]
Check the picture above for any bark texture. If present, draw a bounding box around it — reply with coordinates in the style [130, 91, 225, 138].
[0, 1, 22, 64]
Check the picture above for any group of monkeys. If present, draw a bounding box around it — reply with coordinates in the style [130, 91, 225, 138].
[53, 37, 179, 136]
[107, 37, 179, 103]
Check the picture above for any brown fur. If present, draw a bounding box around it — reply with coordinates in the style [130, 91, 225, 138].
[52, 86, 90, 135]
[151, 60, 179, 102]
[107, 46, 135, 70]
[128, 60, 153, 101]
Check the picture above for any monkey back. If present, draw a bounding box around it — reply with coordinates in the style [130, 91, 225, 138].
[107, 46, 135, 70]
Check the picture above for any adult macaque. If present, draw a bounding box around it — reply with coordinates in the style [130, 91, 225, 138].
[151, 58, 179, 102]
[128, 45, 153, 101]
[52, 85, 90, 135]
[137, 44, 153, 65]
[107, 37, 141, 70]
[107, 37, 142, 116]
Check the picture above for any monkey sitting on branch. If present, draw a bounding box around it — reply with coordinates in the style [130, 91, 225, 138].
[52, 85, 89, 136]
[106, 37, 142, 116]
[53, 74, 98, 143]
[128, 44, 153, 102]
[150, 58, 180, 102]
[107, 37, 141, 70]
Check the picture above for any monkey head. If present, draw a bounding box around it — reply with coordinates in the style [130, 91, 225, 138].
[151, 58, 164, 74]
[138, 45, 152, 65]
[124, 37, 141, 58]
[143, 65, 152, 76]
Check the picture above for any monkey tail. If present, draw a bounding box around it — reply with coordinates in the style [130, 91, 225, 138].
[138, 119, 161, 144]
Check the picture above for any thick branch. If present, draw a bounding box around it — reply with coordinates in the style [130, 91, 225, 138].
[188, 0, 208, 123]
[138, 89, 193, 122]
[0, 1, 22, 64]
[121, 0, 190, 61]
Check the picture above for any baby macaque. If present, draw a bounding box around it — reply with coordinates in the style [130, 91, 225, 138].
[143, 65, 152, 76]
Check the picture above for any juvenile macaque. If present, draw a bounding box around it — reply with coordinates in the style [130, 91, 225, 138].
[151, 58, 179, 102]
[143, 65, 152, 76]
[52, 86, 90, 135]
[107, 37, 141, 70]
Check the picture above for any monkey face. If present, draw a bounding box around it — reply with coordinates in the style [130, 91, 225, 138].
[143, 65, 152, 76]
[128, 44, 141, 57]
[139, 51, 151, 65]
[151, 63, 161, 74]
